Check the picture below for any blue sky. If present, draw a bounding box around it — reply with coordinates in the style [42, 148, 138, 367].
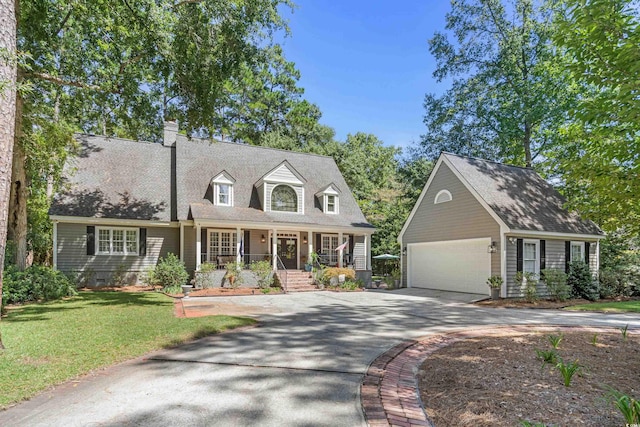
[280, 1, 453, 150]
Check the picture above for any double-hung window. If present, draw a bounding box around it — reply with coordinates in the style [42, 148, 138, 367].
[215, 183, 232, 206]
[96, 227, 139, 255]
[523, 240, 539, 275]
[570, 241, 585, 262]
[326, 195, 336, 213]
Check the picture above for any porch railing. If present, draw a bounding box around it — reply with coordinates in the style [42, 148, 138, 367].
[199, 254, 272, 270]
[275, 254, 288, 293]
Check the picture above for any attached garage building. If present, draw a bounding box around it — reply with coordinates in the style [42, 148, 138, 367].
[398, 153, 604, 298]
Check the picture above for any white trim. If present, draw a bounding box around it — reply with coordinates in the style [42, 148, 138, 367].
[52, 221, 58, 270]
[212, 172, 235, 185]
[570, 241, 585, 263]
[509, 229, 603, 240]
[434, 189, 452, 204]
[274, 231, 300, 269]
[324, 194, 339, 214]
[50, 215, 179, 228]
[214, 182, 233, 207]
[269, 184, 303, 214]
[192, 219, 374, 235]
[262, 161, 306, 185]
[523, 239, 541, 275]
[398, 155, 511, 242]
[95, 226, 139, 256]
[179, 222, 184, 262]
[196, 224, 201, 270]
[206, 228, 239, 263]
[500, 225, 507, 297]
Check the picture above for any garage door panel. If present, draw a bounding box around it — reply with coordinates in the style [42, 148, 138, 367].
[408, 238, 491, 295]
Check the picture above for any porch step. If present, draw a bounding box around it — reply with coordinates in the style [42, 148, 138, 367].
[276, 270, 318, 292]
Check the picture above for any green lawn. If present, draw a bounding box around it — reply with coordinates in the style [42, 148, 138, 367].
[0, 292, 255, 408]
[565, 300, 640, 313]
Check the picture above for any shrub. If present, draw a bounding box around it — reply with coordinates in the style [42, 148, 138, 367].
[568, 261, 599, 301]
[193, 262, 219, 289]
[540, 269, 570, 301]
[486, 275, 503, 289]
[3, 265, 77, 305]
[516, 271, 539, 302]
[250, 260, 274, 289]
[148, 253, 189, 291]
[598, 268, 640, 298]
[321, 267, 356, 285]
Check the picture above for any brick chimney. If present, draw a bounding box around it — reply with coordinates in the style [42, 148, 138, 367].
[163, 121, 178, 147]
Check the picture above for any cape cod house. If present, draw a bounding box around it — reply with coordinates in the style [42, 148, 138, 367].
[398, 153, 604, 298]
[49, 122, 374, 287]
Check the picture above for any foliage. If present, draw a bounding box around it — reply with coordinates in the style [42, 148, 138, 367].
[147, 253, 189, 291]
[607, 389, 640, 424]
[540, 269, 570, 301]
[553, 0, 640, 234]
[224, 261, 244, 289]
[486, 275, 503, 289]
[2, 265, 76, 306]
[554, 358, 582, 387]
[620, 324, 629, 342]
[0, 291, 255, 408]
[565, 300, 640, 313]
[535, 348, 558, 368]
[321, 268, 356, 285]
[516, 271, 539, 302]
[568, 261, 599, 301]
[110, 264, 129, 287]
[194, 262, 219, 289]
[420, 0, 576, 167]
[328, 279, 363, 291]
[520, 422, 551, 427]
[250, 260, 274, 289]
[547, 334, 563, 350]
[598, 269, 639, 299]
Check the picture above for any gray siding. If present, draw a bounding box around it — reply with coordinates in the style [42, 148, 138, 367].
[506, 237, 599, 298]
[401, 163, 501, 286]
[57, 222, 179, 285]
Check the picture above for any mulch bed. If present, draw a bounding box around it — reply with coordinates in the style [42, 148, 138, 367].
[418, 329, 640, 427]
[474, 296, 640, 310]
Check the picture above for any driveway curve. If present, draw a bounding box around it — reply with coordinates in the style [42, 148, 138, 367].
[1, 290, 638, 427]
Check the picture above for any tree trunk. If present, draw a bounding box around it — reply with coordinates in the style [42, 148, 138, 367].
[0, 0, 18, 350]
[523, 120, 532, 168]
[7, 93, 28, 270]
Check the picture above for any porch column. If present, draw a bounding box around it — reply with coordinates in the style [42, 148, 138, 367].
[308, 231, 314, 261]
[236, 227, 242, 264]
[195, 223, 201, 270]
[338, 231, 344, 268]
[179, 222, 184, 262]
[364, 234, 370, 270]
[272, 229, 278, 270]
[52, 221, 58, 270]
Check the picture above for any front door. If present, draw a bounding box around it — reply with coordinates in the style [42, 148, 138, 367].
[277, 237, 297, 269]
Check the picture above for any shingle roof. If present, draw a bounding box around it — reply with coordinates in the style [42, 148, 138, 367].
[50, 135, 172, 221]
[50, 133, 372, 231]
[443, 153, 603, 236]
[176, 136, 372, 229]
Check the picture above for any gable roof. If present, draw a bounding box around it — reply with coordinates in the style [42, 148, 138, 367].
[400, 153, 603, 239]
[50, 135, 172, 221]
[176, 136, 372, 229]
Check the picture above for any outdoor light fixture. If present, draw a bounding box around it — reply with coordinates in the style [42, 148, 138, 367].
[508, 237, 517, 245]
[261, 234, 266, 243]
[488, 241, 497, 253]
[303, 236, 308, 244]
[402, 246, 407, 255]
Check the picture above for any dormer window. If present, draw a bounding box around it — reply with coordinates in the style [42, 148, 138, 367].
[317, 183, 340, 214]
[271, 185, 298, 212]
[217, 184, 231, 206]
[327, 195, 336, 213]
[212, 172, 235, 207]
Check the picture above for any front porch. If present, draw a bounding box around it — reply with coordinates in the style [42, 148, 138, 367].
[184, 226, 372, 275]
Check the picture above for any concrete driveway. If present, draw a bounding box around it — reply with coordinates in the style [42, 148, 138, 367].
[1, 290, 638, 427]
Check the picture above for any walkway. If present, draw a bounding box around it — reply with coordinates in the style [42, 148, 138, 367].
[1, 290, 638, 426]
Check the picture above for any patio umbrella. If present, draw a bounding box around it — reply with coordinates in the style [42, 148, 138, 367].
[372, 254, 400, 275]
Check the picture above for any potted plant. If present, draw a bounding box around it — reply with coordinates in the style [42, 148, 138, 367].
[224, 261, 244, 289]
[486, 275, 503, 300]
[390, 268, 401, 288]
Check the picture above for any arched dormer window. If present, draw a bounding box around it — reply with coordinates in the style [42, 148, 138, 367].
[271, 185, 298, 212]
[434, 189, 452, 204]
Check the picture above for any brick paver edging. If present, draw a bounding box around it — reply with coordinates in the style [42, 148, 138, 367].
[360, 325, 637, 427]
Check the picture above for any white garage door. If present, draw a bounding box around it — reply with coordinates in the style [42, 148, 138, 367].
[408, 238, 491, 295]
